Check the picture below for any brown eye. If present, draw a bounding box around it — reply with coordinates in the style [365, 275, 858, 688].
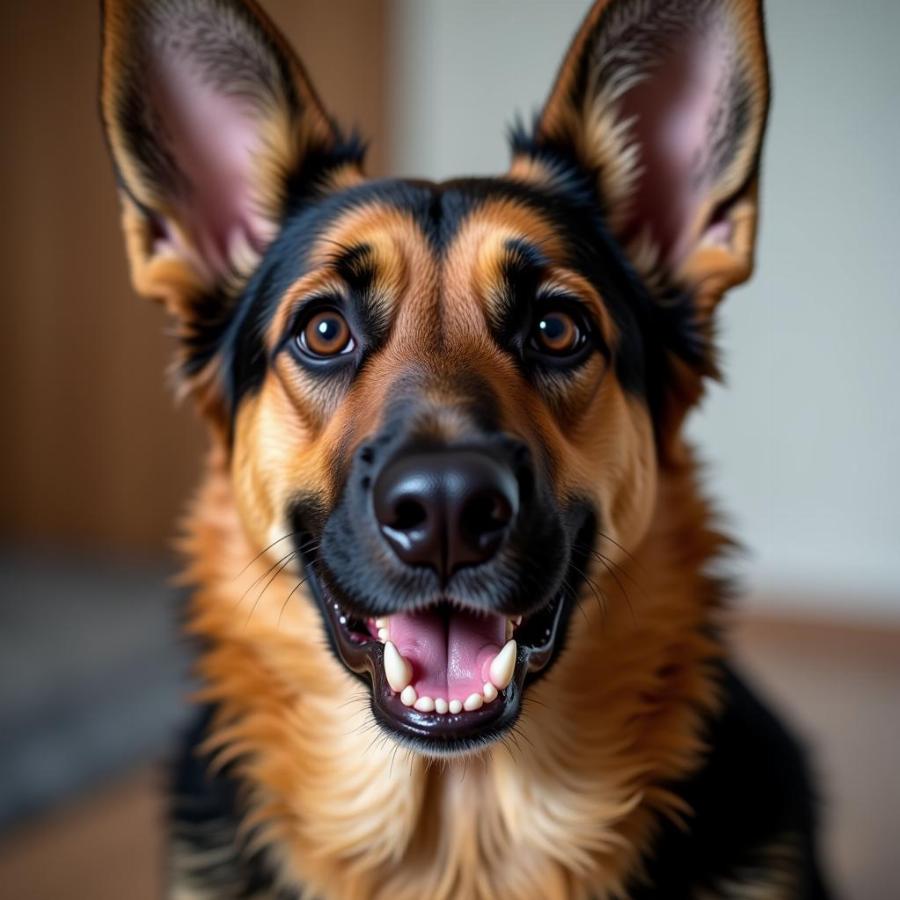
[298, 309, 355, 358]
[533, 310, 583, 356]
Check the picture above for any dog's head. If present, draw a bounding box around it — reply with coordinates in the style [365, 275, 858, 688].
[101, 0, 768, 755]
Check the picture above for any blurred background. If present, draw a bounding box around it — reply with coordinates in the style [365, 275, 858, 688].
[1, 1, 897, 897]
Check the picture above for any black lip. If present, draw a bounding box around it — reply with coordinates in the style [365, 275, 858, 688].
[299, 520, 591, 755]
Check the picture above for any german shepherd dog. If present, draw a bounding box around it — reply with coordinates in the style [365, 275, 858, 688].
[99, 0, 830, 896]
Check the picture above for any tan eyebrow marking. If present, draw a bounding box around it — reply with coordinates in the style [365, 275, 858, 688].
[439, 196, 618, 349]
[264, 201, 440, 358]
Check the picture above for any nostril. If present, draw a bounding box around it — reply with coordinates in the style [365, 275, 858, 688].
[515, 463, 534, 504]
[512, 442, 530, 463]
[457, 488, 515, 565]
[391, 498, 428, 532]
[359, 444, 375, 465]
[461, 491, 513, 541]
[372, 449, 520, 578]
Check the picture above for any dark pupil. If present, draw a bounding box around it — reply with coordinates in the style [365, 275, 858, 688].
[317, 317, 341, 344]
[539, 315, 567, 343]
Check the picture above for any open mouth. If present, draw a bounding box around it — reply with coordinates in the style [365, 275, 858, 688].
[301, 544, 586, 755]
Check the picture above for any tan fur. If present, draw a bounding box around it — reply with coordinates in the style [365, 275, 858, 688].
[152, 172, 745, 898]
[98, 2, 779, 896]
[180, 437, 726, 900]
[146, 183, 731, 897]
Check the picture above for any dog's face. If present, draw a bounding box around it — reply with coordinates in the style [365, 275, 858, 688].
[101, 0, 768, 754]
[226, 178, 662, 749]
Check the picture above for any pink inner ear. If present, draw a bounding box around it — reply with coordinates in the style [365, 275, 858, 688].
[619, 24, 733, 267]
[150, 49, 272, 281]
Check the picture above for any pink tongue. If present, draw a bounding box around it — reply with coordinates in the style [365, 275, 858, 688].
[390, 607, 506, 701]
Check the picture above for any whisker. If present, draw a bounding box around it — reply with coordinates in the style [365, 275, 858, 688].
[588, 547, 647, 597]
[595, 531, 644, 571]
[521, 693, 550, 712]
[587, 551, 637, 623]
[566, 561, 609, 616]
[337, 693, 368, 711]
[277, 573, 312, 628]
[389, 742, 401, 778]
[245, 552, 295, 626]
[509, 720, 536, 754]
[364, 732, 383, 757]
[232, 538, 316, 610]
[232, 552, 292, 610]
[349, 719, 381, 740]
[232, 530, 300, 581]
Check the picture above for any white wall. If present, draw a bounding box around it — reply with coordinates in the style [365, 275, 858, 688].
[386, 0, 900, 620]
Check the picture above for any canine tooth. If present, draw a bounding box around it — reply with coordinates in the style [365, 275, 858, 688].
[483, 682, 498, 703]
[448, 699, 463, 715]
[375, 617, 388, 628]
[378, 627, 390, 642]
[414, 696, 435, 713]
[435, 698, 449, 714]
[400, 685, 417, 707]
[463, 692, 483, 711]
[383, 641, 413, 692]
[489, 639, 517, 690]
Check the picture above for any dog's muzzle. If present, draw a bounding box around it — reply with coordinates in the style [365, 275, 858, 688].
[296, 432, 593, 753]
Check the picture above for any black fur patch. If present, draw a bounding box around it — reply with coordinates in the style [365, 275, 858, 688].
[215, 173, 706, 440]
[169, 706, 299, 899]
[630, 665, 832, 898]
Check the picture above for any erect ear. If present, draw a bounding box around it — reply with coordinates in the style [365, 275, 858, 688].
[516, 0, 770, 312]
[100, 0, 361, 370]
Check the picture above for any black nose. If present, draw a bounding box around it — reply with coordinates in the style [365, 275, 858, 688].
[372, 450, 519, 581]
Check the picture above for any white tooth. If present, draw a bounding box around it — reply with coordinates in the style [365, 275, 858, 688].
[463, 692, 484, 711]
[506, 620, 514, 641]
[435, 698, 449, 714]
[483, 682, 498, 703]
[383, 641, 413, 692]
[378, 627, 390, 642]
[414, 696, 435, 713]
[375, 617, 388, 628]
[400, 685, 417, 707]
[449, 699, 463, 715]
[489, 639, 517, 690]
[513, 616, 523, 626]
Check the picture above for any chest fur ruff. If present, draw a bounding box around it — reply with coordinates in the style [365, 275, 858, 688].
[181, 455, 726, 900]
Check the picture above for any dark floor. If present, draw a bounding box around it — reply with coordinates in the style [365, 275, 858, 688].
[0, 548, 190, 826]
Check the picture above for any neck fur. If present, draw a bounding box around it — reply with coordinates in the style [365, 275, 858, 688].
[181, 442, 729, 900]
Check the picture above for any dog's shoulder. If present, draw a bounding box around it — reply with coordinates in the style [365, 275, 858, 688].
[631, 665, 832, 899]
[167, 706, 297, 900]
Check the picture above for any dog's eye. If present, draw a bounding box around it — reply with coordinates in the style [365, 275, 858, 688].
[530, 309, 586, 358]
[297, 309, 355, 358]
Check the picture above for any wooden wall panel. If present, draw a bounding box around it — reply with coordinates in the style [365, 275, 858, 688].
[0, 0, 387, 555]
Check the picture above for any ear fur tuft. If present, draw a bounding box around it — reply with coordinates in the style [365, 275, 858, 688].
[513, 0, 770, 308]
[100, 0, 365, 418]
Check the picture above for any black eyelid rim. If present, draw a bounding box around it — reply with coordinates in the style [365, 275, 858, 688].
[273, 292, 362, 368]
[530, 289, 610, 362]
